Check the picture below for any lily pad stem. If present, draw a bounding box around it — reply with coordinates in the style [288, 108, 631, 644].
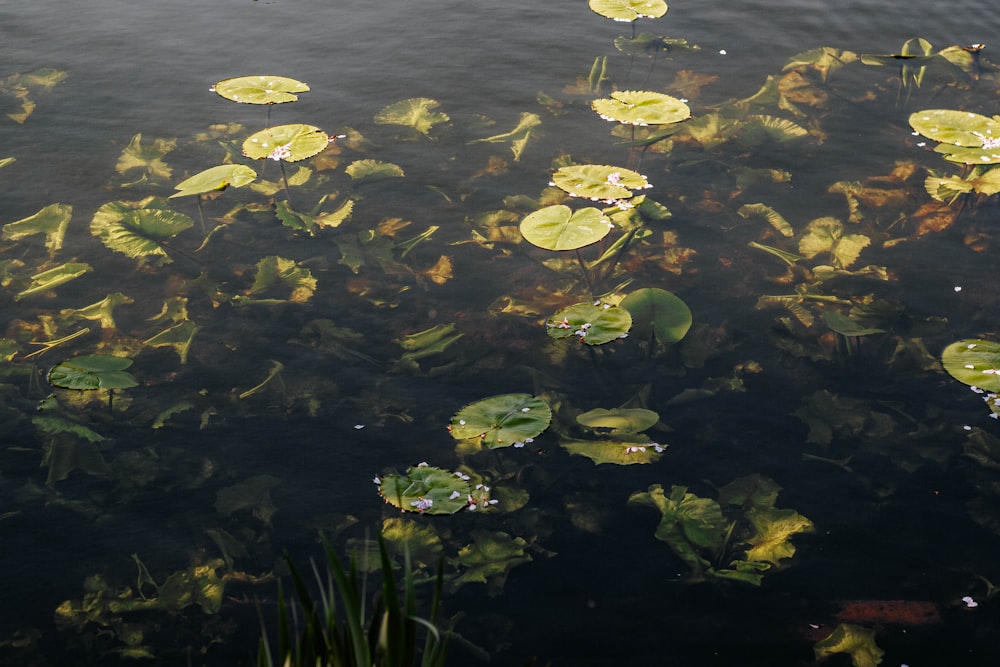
[574, 248, 596, 296]
[279, 161, 295, 209]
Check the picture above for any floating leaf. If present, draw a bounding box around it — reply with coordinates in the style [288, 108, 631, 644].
[620, 288, 691, 344]
[377, 464, 470, 514]
[47, 354, 137, 390]
[243, 124, 330, 162]
[345, 159, 405, 180]
[2, 203, 73, 254]
[468, 112, 542, 161]
[592, 91, 690, 126]
[90, 197, 194, 260]
[449, 394, 552, 449]
[814, 623, 884, 667]
[589, 0, 667, 22]
[519, 205, 613, 250]
[909, 109, 1000, 165]
[169, 164, 257, 198]
[546, 302, 632, 345]
[561, 437, 665, 464]
[941, 339, 1000, 393]
[798, 217, 869, 269]
[211, 75, 309, 104]
[16, 262, 92, 300]
[552, 164, 650, 201]
[374, 98, 449, 137]
[577, 407, 660, 432]
[115, 133, 176, 180]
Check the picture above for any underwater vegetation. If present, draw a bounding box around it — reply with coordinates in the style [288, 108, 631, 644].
[3, 3, 1000, 665]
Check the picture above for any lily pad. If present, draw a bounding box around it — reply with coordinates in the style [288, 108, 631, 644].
[546, 302, 632, 345]
[814, 623, 885, 667]
[798, 217, 869, 269]
[577, 407, 660, 432]
[592, 91, 690, 126]
[909, 109, 1000, 164]
[377, 464, 470, 514]
[449, 530, 533, 596]
[744, 507, 814, 565]
[374, 98, 449, 137]
[589, 0, 668, 22]
[2, 203, 73, 254]
[561, 437, 665, 465]
[620, 288, 691, 344]
[211, 75, 309, 105]
[169, 164, 257, 198]
[90, 197, 194, 260]
[243, 124, 330, 162]
[345, 159, 405, 180]
[519, 205, 613, 250]
[467, 112, 542, 161]
[552, 164, 650, 201]
[449, 393, 552, 449]
[144, 319, 200, 364]
[823, 310, 886, 337]
[941, 339, 1000, 393]
[16, 262, 93, 300]
[47, 354, 138, 390]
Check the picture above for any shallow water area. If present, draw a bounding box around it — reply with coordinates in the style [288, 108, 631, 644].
[3, 0, 1000, 665]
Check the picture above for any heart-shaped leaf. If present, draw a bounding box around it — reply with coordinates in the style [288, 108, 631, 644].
[589, 0, 668, 22]
[546, 302, 632, 345]
[170, 164, 257, 198]
[592, 90, 689, 126]
[211, 75, 309, 105]
[561, 437, 666, 465]
[576, 407, 660, 432]
[90, 197, 194, 260]
[449, 394, 552, 449]
[243, 124, 330, 162]
[941, 339, 1000, 393]
[374, 98, 449, 136]
[48, 354, 138, 390]
[909, 109, 1000, 165]
[519, 205, 613, 250]
[377, 464, 470, 514]
[552, 164, 650, 200]
[620, 288, 691, 344]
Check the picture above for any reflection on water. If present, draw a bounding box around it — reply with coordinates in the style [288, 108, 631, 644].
[3, 0, 1000, 664]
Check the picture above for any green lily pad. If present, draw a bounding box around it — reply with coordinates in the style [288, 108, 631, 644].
[822, 310, 886, 337]
[589, 0, 668, 22]
[577, 407, 660, 432]
[16, 262, 93, 301]
[798, 217, 869, 269]
[345, 159, 405, 180]
[59, 292, 134, 329]
[909, 109, 1000, 164]
[144, 319, 200, 364]
[592, 91, 690, 126]
[941, 339, 1000, 393]
[377, 464, 470, 514]
[90, 197, 194, 260]
[115, 133, 176, 181]
[814, 623, 885, 667]
[169, 164, 257, 198]
[47, 354, 138, 390]
[374, 98, 449, 137]
[561, 437, 666, 465]
[744, 507, 814, 565]
[467, 112, 542, 161]
[449, 530, 532, 596]
[243, 124, 330, 162]
[2, 203, 73, 254]
[552, 164, 650, 201]
[620, 288, 691, 344]
[519, 205, 614, 250]
[211, 75, 309, 105]
[241, 255, 317, 304]
[546, 302, 632, 345]
[449, 393, 552, 449]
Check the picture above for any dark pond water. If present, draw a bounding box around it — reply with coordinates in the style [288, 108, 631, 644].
[3, 0, 1000, 665]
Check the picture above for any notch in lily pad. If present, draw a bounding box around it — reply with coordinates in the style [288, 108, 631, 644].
[376, 464, 470, 514]
[546, 301, 632, 345]
[551, 164, 651, 202]
[520, 205, 614, 251]
[592, 91, 690, 127]
[449, 393, 552, 449]
[909, 109, 1000, 165]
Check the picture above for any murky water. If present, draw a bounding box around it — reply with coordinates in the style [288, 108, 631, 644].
[3, 0, 1000, 665]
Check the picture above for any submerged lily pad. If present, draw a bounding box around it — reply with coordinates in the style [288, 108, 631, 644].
[170, 164, 257, 198]
[243, 124, 330, 162]
[620, 288, 691, 344]
[552, 164, 650, 201]
[449, 393, 552, 449]
[90, 197, 194, 261]
[814, 624, 884, 667]
[2, 203, 73, 255]
[577, 407, 660, 432]
[909, 109, 1000, 164]
[592, 91, 690, 126]
[211, 75, 309, 105]
[546, 302, 632, 345]
[798, 217, 869, 269]
[561, 437, 665, 465]
[374, 98, 449, 137]
[589, 0, 667, 22]
[377, 464, 470, 514]
[16, 262, 93, 300]
[941, 339, 1000, 393]
[467, 112, 542, 161]
[48, 354, 138, 390]
[519, 205, 613, 250]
